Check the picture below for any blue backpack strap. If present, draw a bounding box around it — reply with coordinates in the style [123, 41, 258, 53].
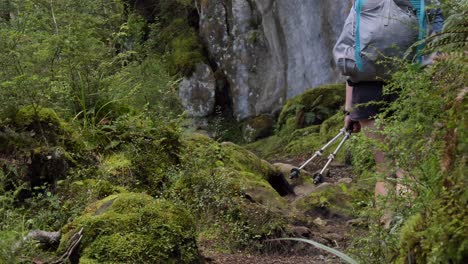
[355, 0, 365, 71]
[410, 0, 427, 62]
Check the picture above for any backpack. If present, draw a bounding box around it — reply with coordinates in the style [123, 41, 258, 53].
[333, 0, 425, 82]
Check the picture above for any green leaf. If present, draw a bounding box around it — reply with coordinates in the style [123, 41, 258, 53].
[269, 238, 358, 264]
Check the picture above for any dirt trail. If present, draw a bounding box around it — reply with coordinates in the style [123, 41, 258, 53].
[202, 156, 359, 264]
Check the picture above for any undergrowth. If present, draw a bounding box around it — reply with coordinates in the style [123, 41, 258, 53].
[348, 3, 467, 261]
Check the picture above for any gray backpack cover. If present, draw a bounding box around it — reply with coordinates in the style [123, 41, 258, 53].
[333, 0, 418, 82]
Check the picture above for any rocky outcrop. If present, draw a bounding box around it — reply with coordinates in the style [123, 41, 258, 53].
[179, 63, 216, 117]
[197, 0, 351, 120]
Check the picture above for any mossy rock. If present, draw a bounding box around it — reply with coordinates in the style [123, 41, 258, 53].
[179, 134, 292, 207]
[59, 193, 200, 263]
[220, 141, 276, 180]
[11, 106, 83, 152]
[176, 134, 290, 248]
[247, 84, 346, 160]
[277, 83, 344, 135]
[15, 106, 62, 128]
[242, 114, 275, 143]
[249, 112, 349, 161]
[295, 183, 354, 218]
[96, 118, 181, 194]
[14, 106, 71, 143]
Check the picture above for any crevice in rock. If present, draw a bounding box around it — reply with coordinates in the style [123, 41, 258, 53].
[213, 70, 233, 116]
[221, 2, 231, 37]
[267, 172, 294, 197]
[188, 6, 200, 30]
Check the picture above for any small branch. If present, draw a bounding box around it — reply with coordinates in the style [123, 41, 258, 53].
[50, 0, 59, 35]
[13, 230, 61, 252]
[52, 228, 84, 264]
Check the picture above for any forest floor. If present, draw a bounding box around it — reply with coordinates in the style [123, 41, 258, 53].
[201, 155, 361, 264]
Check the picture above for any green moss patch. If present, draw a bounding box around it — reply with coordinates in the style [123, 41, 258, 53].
[172, 134, 290, 249]
[277, 83, 344, 136]
[60, 193, 200, 263]
[247, 84, 346, 160]
[295, 183, 355, 218]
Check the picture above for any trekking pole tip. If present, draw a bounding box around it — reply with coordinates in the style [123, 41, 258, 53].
[313, 172, 323, 185]
[289, 168, 300, 179]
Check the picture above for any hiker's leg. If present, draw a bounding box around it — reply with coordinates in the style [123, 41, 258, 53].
[359, 118, 395, 228]
[358, 119, 391, 198]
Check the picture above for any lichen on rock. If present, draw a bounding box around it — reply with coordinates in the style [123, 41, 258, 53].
[179, 63, 216, 118]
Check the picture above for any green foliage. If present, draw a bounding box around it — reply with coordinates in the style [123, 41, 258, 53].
[349, 2, 468, 260]
[272, 238, 358, 264]
[425, 0, 467, 53]
[277, 83, 345, 135]
[145, 2, 204, 76]
[104, 56, 182, 119]
[0, 0, 127, 117]
[169, 32, 205, 75]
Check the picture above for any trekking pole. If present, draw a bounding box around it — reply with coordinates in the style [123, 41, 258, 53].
[289, 128, 347, 179]
[312, 129, 351, 184]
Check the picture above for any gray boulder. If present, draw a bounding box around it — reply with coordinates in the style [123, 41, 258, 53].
[198, 0, 350, 120]
[179, 63, 216, 117]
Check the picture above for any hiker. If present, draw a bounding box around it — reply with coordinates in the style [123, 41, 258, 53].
[340, 0, 444, 227]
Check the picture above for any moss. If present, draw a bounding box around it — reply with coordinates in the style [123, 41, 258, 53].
[245, 135, 288, 159]
[99, 153, 132, 180]
[243, 114, 275, 143]
[175, 134, 289, 249]
[169, 32, 204, 76]
[220, 142, 276, 180]
[59, 193, 200, 263]
[277, 83, 345, 135]
[397, 213, 425, 264]
[295, 184, 354, 217]
[15, 106, 62, 128]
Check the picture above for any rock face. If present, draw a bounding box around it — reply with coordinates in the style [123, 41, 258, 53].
[198, 0, 350, 120]
[179, 63, 216, 117]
